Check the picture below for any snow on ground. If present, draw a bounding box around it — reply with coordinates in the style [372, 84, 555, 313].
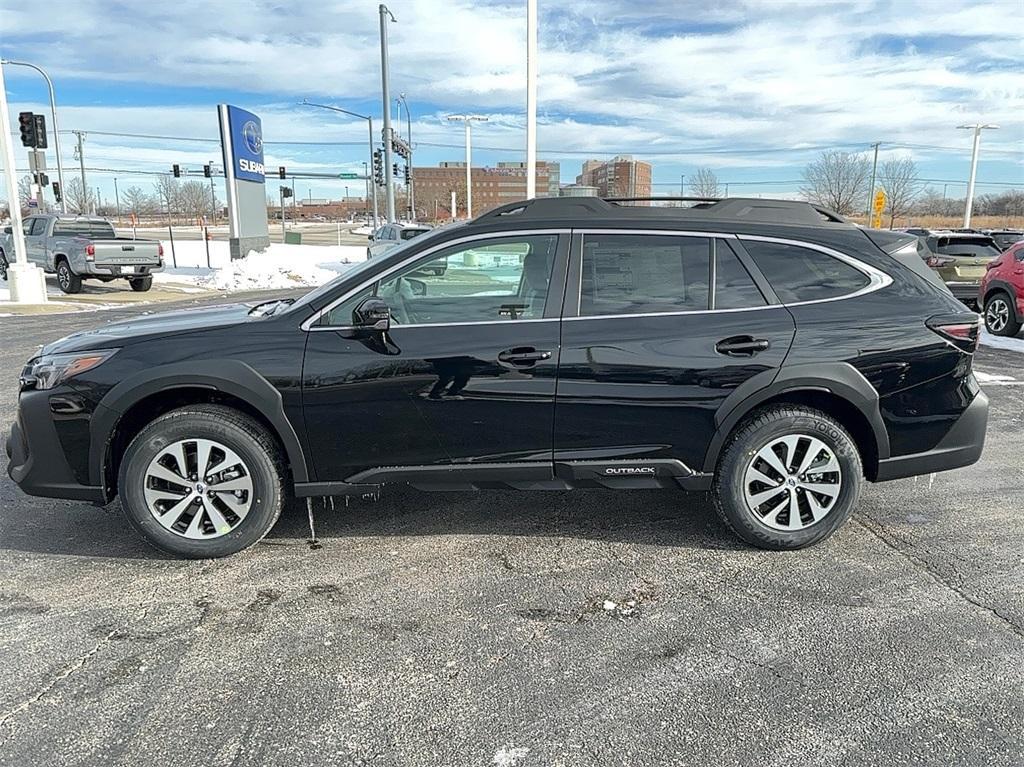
[979, 327, 1024, 354]
[153, 240, 368, 292]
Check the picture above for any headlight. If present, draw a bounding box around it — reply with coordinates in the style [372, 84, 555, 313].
[20, 349, 119, 391]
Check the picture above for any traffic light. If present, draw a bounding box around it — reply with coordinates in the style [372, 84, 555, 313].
[33, 114, 47, 149]
[203, 164, 212, 178]
[37, 173, 49, 187]
[392, 163, 399, 178]
[403, 165, 410, 184]
[172, 164, 181, 178]
[372, 150, 384, 186]
[278, 166, 286, 179]
[52, 181, 62, 203]
[281, 186, 293, 198]
[18, 112, 36, 148]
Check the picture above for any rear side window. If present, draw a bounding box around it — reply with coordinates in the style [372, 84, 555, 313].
[742, 239, 869, 303]
[580, 234, 710, 316]
[714, 241, 766, 309]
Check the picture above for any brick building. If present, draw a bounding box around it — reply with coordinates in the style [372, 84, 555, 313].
[412, 161, 560, 220]
[575, 155, 652, 199]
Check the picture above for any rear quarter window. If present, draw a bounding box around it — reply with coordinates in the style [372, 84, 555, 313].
[741, 239, 870, 303]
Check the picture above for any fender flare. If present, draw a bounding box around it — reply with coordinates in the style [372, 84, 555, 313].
[88, 360, 309, 487]
[700, 361, 890, 474]
[982, 280, 1022, 321]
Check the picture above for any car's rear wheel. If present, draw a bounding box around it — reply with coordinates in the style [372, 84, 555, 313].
[118, 405, 285, 558]
[129, 276, 153, 292]
[56, 259, 82, 293]
[713, 406, 863, 550]
[984, 292, 1021, 337]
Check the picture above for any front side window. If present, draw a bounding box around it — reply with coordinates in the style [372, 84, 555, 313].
[22, 218, 36, 235]
[741, 239, 869, 303]
[580, 234, 711, 316]
[322, 234, 558, 326]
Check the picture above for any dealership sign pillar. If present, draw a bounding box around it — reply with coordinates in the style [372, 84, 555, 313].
[218, 104, 270, 260]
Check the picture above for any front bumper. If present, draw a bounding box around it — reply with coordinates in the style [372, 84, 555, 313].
[875, 388, 989, 481]
[6, 391, 106, 503]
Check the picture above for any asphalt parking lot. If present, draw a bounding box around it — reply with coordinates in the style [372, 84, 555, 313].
[1, 295, 1021, 767]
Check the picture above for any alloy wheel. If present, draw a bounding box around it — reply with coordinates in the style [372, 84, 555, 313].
[57, 265, 70, 290]
[143, 438, 254, 539]
[742, 434, 842, 531]
[986, 298, 1009, 333]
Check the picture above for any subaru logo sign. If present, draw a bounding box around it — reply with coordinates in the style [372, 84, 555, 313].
[242, 120, 263, 154]
[225, 106, 265, 183]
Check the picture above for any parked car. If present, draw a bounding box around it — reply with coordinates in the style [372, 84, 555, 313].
[367, 223, 431, 259]
[979, 241, 1024, 337]
[984, 229, 1024, 252]
[0, 214, 163, 293]
[7, 197, 987, 558]
[923, 232, 1002, 308]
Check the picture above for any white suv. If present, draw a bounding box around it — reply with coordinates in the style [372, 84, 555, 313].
[367, 223, 431, 259]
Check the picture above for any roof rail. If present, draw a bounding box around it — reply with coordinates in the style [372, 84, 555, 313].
[470, 196, 849, 227]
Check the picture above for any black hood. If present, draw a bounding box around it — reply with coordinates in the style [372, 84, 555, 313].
[40, 303, 257, 355]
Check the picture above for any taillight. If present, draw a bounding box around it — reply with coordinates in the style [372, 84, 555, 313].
[158, 243, 164, 257]
[85, 244, 95, 261]
[927, 314, 979, 353]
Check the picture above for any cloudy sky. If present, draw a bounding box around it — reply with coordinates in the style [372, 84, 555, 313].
[2, 0, 1022, 204]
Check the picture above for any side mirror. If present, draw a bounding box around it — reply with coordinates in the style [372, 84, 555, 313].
[367, 234, 374, 241]
[352, 297, 391, 332]
[2, 226, 11, 235]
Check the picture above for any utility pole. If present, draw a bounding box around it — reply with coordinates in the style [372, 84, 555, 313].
[74, 130, 88, 213]
[379, 4, 397, 223]
[280, 186, 286, 234]
[1, 59, 67, 213]
[447, 115, 488, 218]
[958, 123, 999, 228]
[113, 177, 121, 223]
[398, 92, 414, 219]
[526, 0, 537, 199]
[209, 160, 218, 224]
[865, 142, 881, 220]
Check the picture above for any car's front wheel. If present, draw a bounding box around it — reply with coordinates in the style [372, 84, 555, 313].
[984, 292, 1022, 337]
[118, 405, 286, 558]
[713, 406, 863, 550]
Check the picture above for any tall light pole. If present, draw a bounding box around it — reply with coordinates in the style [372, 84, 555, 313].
[398, 92, 414, 219]
[447, 115, 488, 218]
[0, 59, 66, 213]
[379, 4, 397, 223]
[526, 0, 538, 199]
[301, 100, 379, 228]
[958, 123, 999, 228]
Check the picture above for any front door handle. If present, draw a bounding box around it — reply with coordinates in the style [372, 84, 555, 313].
[498, 347, 552, 367]
[715, 336, 770, 357]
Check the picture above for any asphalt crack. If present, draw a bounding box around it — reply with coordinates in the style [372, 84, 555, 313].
[0, 601, 155, 731]
[855, 516, 1024, 640]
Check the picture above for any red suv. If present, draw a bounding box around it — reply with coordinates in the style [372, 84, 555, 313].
[979, 242, 1024, 337]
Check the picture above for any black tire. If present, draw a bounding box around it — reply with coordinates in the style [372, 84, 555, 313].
[118, 405, 286, 558]
[56, 259, 82, 293]
[984, 291, 1022, 337]
[0, 249, 8, 281]
[713, 406, 863, 550]
[129, 276, 153, 292]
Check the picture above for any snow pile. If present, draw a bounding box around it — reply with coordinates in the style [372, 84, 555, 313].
[153, 241, 368, 292]
[979, 328, 1024, 354]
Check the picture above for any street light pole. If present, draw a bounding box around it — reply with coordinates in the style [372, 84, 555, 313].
[0, 58, 67, 213]
[379, 4, 397, 223]
[447, 115, 488, 218]
[301, 100, 379, 229]
[526, 0, 538, 199]
[958, 123, 999, 228]
[865, 141, 881, 221]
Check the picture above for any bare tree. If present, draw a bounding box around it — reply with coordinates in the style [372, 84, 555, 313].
[801, 151, 871, 215]
[152, 176, 182, 221]
[121, 185, 154, 218]
[689, 167, 721, 198]
[879, 157, 920, 227]
[179, 180, 212, 220]
[17, 175, 33, 211]
[65, 178, 97, 214]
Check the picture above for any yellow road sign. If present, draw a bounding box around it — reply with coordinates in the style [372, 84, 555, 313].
[873, 188, 886, 215]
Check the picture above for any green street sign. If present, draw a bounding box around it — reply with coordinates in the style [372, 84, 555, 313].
[338, 173, 360, 179]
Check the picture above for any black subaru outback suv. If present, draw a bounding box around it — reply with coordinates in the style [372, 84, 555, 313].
[7, 197, 988, 558]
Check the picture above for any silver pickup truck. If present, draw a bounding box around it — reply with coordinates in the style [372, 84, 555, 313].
[0, 214, 163, 293]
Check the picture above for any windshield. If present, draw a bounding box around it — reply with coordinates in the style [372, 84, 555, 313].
[282, 224, 460, 315]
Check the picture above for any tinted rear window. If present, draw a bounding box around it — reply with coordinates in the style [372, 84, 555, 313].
[53, 220, 116, 238]
[742, 239, 870, 303]
[931, 238, 1000, 257]
[400, 228, 428, 241]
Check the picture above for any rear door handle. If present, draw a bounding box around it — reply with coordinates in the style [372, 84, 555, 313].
[498, 347, 552, 367]
[715, 336, 770, 357]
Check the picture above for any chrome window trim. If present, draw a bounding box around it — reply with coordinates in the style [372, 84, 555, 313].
[566, 229, 893, 322]
[301, 228, 571, 331]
